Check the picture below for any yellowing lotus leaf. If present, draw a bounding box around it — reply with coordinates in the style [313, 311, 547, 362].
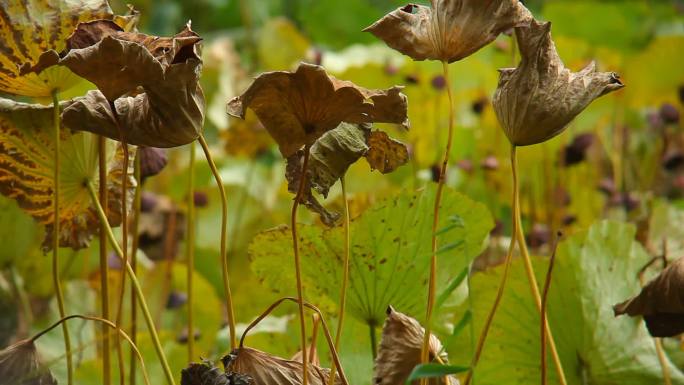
[0, 97, 135, 250]
[0, 0, 114, 96]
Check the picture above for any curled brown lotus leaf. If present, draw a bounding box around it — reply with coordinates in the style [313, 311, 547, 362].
[0, 339, 57, 385]
[25, 20, 205, 148]
[285, 122, 409, 226]
[180, 358, 251, 385]
[227, 347, 341, 385]
[0, 97, 135, 250]
[614, 256, 684, 337]
[227, 62, 409, 158]
[364, 0, 532, 63]
[493, 19, 624, 147]
[0, 0, 115, 97]
[374, 307, 456, 385]
[291, 346, 320, 367]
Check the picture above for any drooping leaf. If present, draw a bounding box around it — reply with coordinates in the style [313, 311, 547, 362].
[227, 62, 409, 158]
[250, 185, 493, 325]
[493, 19, 624, 146]
[180, 359, 251, 385]
[226, 347, 341, 385]
[0, 0, 114, 96]
[27, 20, 205, 148]
[455, 221, 684, 384]
[614, 256, 684, 337]
[364, 0, 531, 63]
[0, 339, 57, 385]
[284, 122, 409, 225]
[374, 307, 457, 385]
[0, 97, 135, 250]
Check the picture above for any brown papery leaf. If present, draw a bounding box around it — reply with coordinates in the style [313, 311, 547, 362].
[364, 0, 532, 63]
[27, 20, 205, 148]
[227, 62, 408, 158]
[365, 131, 409, 173]
[374, 307, 456, 385]
[614, 256, 684, 337]
[0, 339, 57, 385]
[227, 347, 341, 385]
[493, 19, 624, 147]
[0, 98, 135, 250]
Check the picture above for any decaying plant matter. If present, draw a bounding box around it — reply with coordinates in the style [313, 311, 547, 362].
[0, 340, 56, 385]
[374, 307, 456, 385]
[614, 256, 684, 337]
[24, 20, 205, 147]
[493, 19, 624, 146]
[363, 0, 531, 63]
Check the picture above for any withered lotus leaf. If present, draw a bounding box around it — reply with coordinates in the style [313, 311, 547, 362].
[285, 122, 409, 226]
[493, 19, 624, 147]
[26, 20, 205, 148]
[363, 0, 532, 63]
[227, 62, 409, 158]
[180, 359, 251, 385]
[226, 347, 342, 385]
[0, 339, 57, 385]
[0, 98, 135, 250]
[614, 256, 684, 337]
[291, 346, 320, 367]
[374, 307, 456, 385]
[0, 0, 115, 97]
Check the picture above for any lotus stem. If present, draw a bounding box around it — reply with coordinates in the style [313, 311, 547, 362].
[421, 60, 456, 368]
[513, 148, 567, 385]
[541, 232, 562, 385]
[328, 176, 351, 385]
[369, 322, 377, 360]
[309, 314, 320, 363]
[187, 141, 197, 360]
[51, 89, 73, 385]
[463, 144, 519, 385]
[292, 145, 312, 385]
[31, 314, 152, 385]
[130, 153, 142, 385]
[110, 100, 128, 385]
[198, 134, 237, 349]
[86, 181, 177, 385]
[97, 134, 112, 385]
[239, 297, 350, 385]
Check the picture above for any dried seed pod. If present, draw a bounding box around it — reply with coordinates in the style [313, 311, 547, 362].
[493, 20, 623, 146]
[614, 256, 684, 337]
[374, 307, 456, 385]
[0, 339, 57, 385]
[364, 0, 532, 63]
[226, 347, 341, 385]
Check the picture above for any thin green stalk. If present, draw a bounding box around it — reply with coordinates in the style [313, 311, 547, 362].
[463, 145, 519, 385]
[130, 154, 142, 385]
[513, 149, 567, 385]
[187, 141, 197, 360]
[98, 135, 111, 385]
[31, 315, 152, 385]
[198, 135, 236, 349]
[328, 176, 351, 385]
[111, 100, 128, 385]
[291, 145, 312, 385]
[51, 89, 73, 385]
[86, 181, 176, 385]
[369, 322, 377, 360]
[422, 61, 455, 365]
[541, 233, 561, 385]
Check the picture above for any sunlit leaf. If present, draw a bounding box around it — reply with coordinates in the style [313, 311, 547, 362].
[250, 185, 493, 325]
[0, 0, 114, 96]
[455, 221, 684, 384]
[0, 97, 135, 250]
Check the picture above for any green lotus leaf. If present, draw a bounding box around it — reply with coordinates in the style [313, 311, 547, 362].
[456, 220, 684, 384]
[249, 185, 493, 326]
